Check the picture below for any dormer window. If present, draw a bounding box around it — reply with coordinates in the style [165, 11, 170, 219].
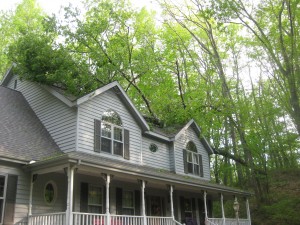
[101, 110, 123, 156]
[183, 141, 203, 177]
[94, 110, 130, 159]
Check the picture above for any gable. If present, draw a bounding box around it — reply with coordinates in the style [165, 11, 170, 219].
[0, 86, 63, 163]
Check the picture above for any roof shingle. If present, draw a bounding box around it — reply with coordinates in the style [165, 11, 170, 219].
[0, 86, 63, 163]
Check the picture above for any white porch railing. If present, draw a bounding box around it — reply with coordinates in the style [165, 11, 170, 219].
[207, 218, 251, 225]
[28, 212, 66, 225]
[72, 213, 178, 225]
[146, 216, 175, 225]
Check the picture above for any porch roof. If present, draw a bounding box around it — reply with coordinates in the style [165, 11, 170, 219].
[27, 151, 252, 197]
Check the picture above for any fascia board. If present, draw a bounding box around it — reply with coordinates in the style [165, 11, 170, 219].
[42, 85, 76, 107]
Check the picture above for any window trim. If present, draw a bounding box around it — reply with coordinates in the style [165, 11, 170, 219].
[44, 180, 57, 205]
[186, 149, 200, 175]
[122, 190, 135, 215]
[88, 184, 103, 213]
[101, 121, 124, 156]
[100, 110, 124, 157]
[0, 174, 7, 225]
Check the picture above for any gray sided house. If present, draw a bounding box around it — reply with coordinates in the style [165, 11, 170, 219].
[0, 69, 251, 225]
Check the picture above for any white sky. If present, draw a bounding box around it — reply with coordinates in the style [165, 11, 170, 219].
[0, 0, 159, 14]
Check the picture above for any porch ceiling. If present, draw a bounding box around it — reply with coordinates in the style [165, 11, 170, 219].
[25, 151, 252, 198]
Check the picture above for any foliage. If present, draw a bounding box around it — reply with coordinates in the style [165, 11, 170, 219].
[3, 0, 300, 215]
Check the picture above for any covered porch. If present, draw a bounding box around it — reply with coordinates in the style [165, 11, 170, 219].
[24, 153, 251, 225]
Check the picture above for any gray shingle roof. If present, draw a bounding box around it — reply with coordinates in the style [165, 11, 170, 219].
[64, 151, 251, 196]
[0, 86, 64, 163]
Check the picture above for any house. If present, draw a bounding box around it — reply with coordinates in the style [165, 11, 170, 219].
[0, 68, 252, 225]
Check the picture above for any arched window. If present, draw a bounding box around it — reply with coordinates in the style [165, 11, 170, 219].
[184, 141, 203, 177]
[101, 110, 123, 156]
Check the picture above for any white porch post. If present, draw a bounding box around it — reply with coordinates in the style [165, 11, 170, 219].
[169, 185, 174, 219]
[246, 198, 251, 225]
[104, 174, 111, 225]
[66, 166, 75, 225]
[140, 180, 147, 225]
[204, 191, 208, 224]
[28, 174, 37, 225]
[220, 194, 225, 225]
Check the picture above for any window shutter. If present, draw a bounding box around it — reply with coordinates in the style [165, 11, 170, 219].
[183, 149, 188, 174]
[80, 183, 88, 212]
[134, 190, 140, 215]
[192, 198, 196, 220]
[180, 196, 185, 223]
[116, 188, 123, 215]
[103, 185, 106, 214]
[124, 129, 130, 160]
[94, 119, 101, 152]
[199, 154, 204, 177]
[3, 175, 18, 225]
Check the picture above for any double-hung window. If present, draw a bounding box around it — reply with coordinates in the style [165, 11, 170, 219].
[122, 190, 134, 215]
[184, 141, 203, 177]
[88, 185, 103, 213]
[94, 110, 130, 159]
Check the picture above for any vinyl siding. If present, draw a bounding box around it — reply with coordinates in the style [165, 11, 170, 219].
[31, 173, 67, 214]
[141, 137, 171, 171]
[174, 127, 211, 180]
[6, 76, 77, 152]
[0, 162, 30, 224]
[77, 89, 142, 164]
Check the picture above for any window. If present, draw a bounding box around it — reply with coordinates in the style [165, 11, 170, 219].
[44, 181, 57, 205]
[88, 185, 103, 213]
[122, 190, 134, 215]
[101, 110, 123, 156]
[94, 111, 130, 159]
[0, 175, 6, 225]
[184, 141, 203, 177]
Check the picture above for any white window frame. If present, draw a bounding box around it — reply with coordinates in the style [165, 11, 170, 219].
[88, 184, 103, 213]
[186, 149, 200, 175]
[122, 190, 135, 215]
[101, 121, 124, 157]
[0, 174, 7, 225]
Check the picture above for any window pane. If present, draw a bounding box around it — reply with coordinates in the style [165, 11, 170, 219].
[45, 183, 55, 204]
[123, 208, 134, 215]
[188, 163, 193, 173]
[101, 138, 111, 153]
[186, 141, 197, 153]
[187, 152, 193, 162]
[184, 199, 192, 212]
[88, 205, 102, 214]
[114, 127, 123, 141]
[193, 154, 199, 164]
[0, 176, 4, 197]
[101, 123, 111, 138]
[123, 191, 134, 208]
[194, 165, 200, 175]
[88, 185, 102, 205]
[114, 141, 123, 156]
[102, 110, 122, 126]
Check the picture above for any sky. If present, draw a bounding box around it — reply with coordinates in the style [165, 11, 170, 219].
[0, 0, 160, 14]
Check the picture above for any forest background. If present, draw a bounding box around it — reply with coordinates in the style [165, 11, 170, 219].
[1, 0, 300, 224]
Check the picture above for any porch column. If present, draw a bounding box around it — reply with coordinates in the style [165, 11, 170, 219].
[220, 194, 225, 225]
[246, 198, 251, 225]
[66, 166, 75, 225]
[204, 191, 208, 224]
[28, 174, 37, 225]
[139, 180, 147, 225]
[168, 185, 174, 219]
[103, 174, 111, 225]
